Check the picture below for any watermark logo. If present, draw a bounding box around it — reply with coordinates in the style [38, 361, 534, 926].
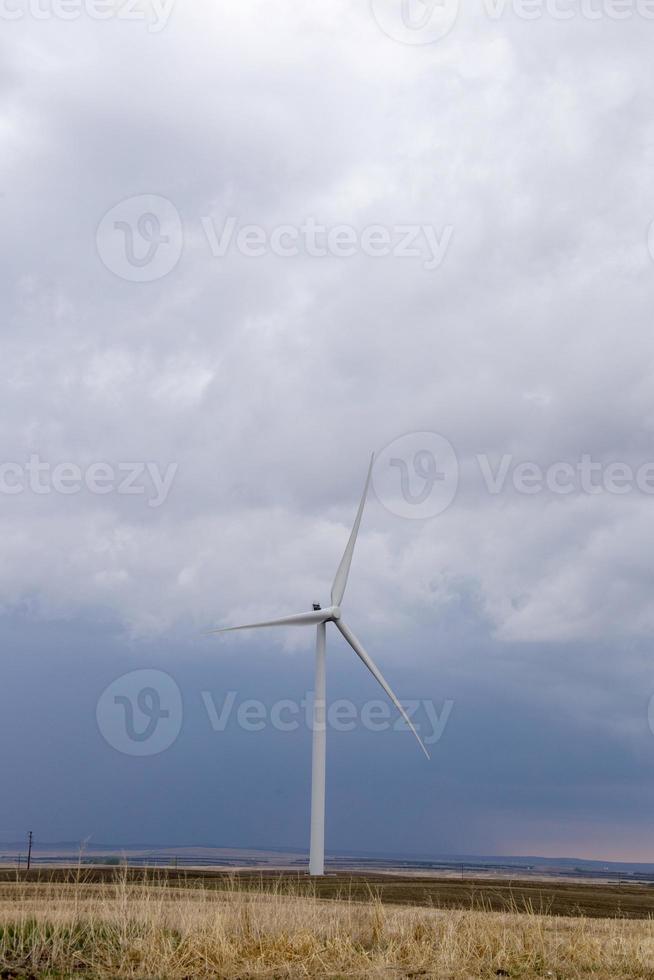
[374, 433, 654, 519]
[96, 195, 183, 282]
[96, 670, 183, 756]
[373, 432, 459, 519]
[371, 0, 654, 42]
[95, 198, 454, 281]
[95, 674, 452, 756]
[370, 0, 460, 44]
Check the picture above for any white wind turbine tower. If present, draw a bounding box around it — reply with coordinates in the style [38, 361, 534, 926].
[208, 455, 429, 876]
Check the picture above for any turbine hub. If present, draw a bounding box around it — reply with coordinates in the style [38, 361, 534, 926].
[330, 605, 341, 620]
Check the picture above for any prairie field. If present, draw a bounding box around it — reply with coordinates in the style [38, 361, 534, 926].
[1, 871, 654, 978]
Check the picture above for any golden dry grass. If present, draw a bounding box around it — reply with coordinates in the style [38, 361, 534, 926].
[0, 872, 653, 978]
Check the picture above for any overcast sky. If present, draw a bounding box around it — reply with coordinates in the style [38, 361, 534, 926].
[2, 0, 654, 862]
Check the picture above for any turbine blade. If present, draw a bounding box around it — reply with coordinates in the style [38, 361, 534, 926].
[331, 453, 374, 607]
[336, 620, 430, 759]
[206, 609, 328, 634]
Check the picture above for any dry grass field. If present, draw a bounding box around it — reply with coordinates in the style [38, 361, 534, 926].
[1, 870, 654, 977]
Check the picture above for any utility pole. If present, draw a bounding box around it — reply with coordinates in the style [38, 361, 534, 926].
[26, 831, 33, 872]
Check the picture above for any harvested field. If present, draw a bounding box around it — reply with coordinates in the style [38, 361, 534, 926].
[0, 870, 653, 977]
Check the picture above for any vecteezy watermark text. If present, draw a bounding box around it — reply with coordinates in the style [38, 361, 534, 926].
[483, 0, 654, 19]
[201, 216, 453, 270]
[95, 194, 454, 282]
[0, 0, 175, 31]
[201, 691, 452, 742]
[477, 454, 654, 496]
[96, 669, 453, 756]
[373, 432, 654, 520]
[371, 0, 654, 47]
[0, 455, 178, 507]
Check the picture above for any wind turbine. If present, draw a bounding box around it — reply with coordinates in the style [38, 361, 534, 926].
[207, 454, 428, 876]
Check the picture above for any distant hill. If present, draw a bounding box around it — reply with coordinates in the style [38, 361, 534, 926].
[1, 840, 653, 880]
